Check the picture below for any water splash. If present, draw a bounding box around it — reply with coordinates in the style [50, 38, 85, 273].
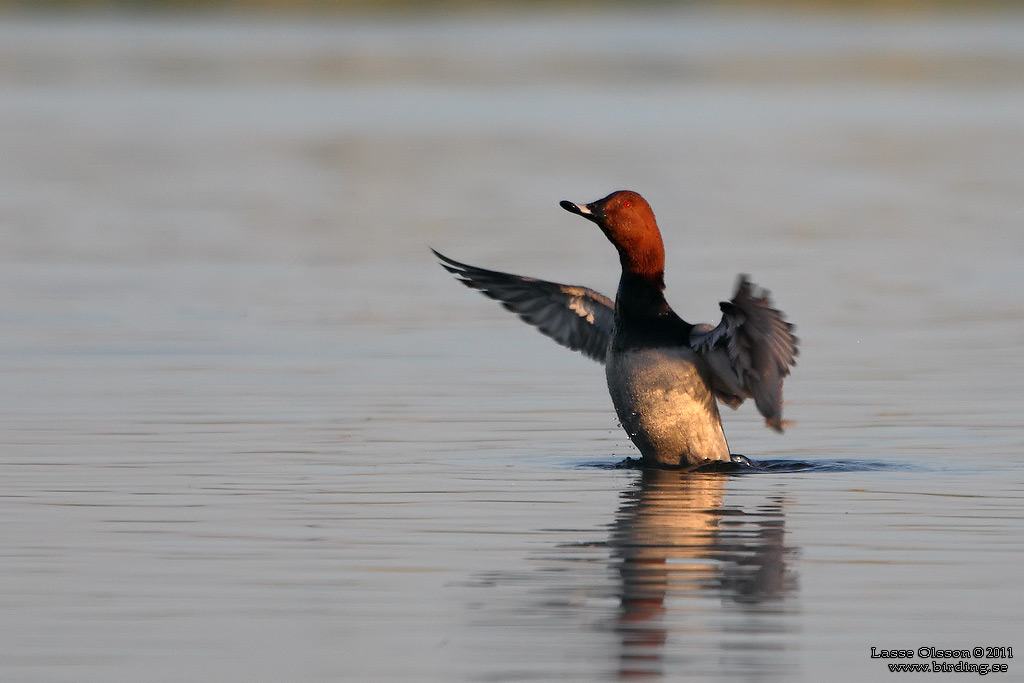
[578, 457, 920, 474]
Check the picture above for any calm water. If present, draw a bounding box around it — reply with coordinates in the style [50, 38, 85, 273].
[2, 9, 1023, 682]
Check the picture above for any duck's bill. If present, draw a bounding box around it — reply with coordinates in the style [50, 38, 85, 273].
[559, 200, 593, 217]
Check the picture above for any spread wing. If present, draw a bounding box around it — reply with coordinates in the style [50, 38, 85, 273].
[690, 275, 798, 431]
[433, 249, 614, 363]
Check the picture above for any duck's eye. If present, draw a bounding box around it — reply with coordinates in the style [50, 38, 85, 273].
[622, 200, 632, 208]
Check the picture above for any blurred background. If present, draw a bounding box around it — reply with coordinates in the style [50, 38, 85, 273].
[1, 2, 1022, 682]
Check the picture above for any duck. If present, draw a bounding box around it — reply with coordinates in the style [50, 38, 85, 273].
[433, 190, 798, 467]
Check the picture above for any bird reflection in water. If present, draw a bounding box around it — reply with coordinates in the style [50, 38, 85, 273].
[612, 469, 797, 679]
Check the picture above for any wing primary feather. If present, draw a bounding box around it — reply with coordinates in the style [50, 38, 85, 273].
[432, 248, 614, 363]
[691, 273, 799, 432]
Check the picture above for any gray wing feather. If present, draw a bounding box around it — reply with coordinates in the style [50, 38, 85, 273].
[433, 249, 614, 363]
[690, 275, 798, 431]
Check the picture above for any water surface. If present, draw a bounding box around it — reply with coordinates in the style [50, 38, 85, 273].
[1, 9, 1023, 682]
